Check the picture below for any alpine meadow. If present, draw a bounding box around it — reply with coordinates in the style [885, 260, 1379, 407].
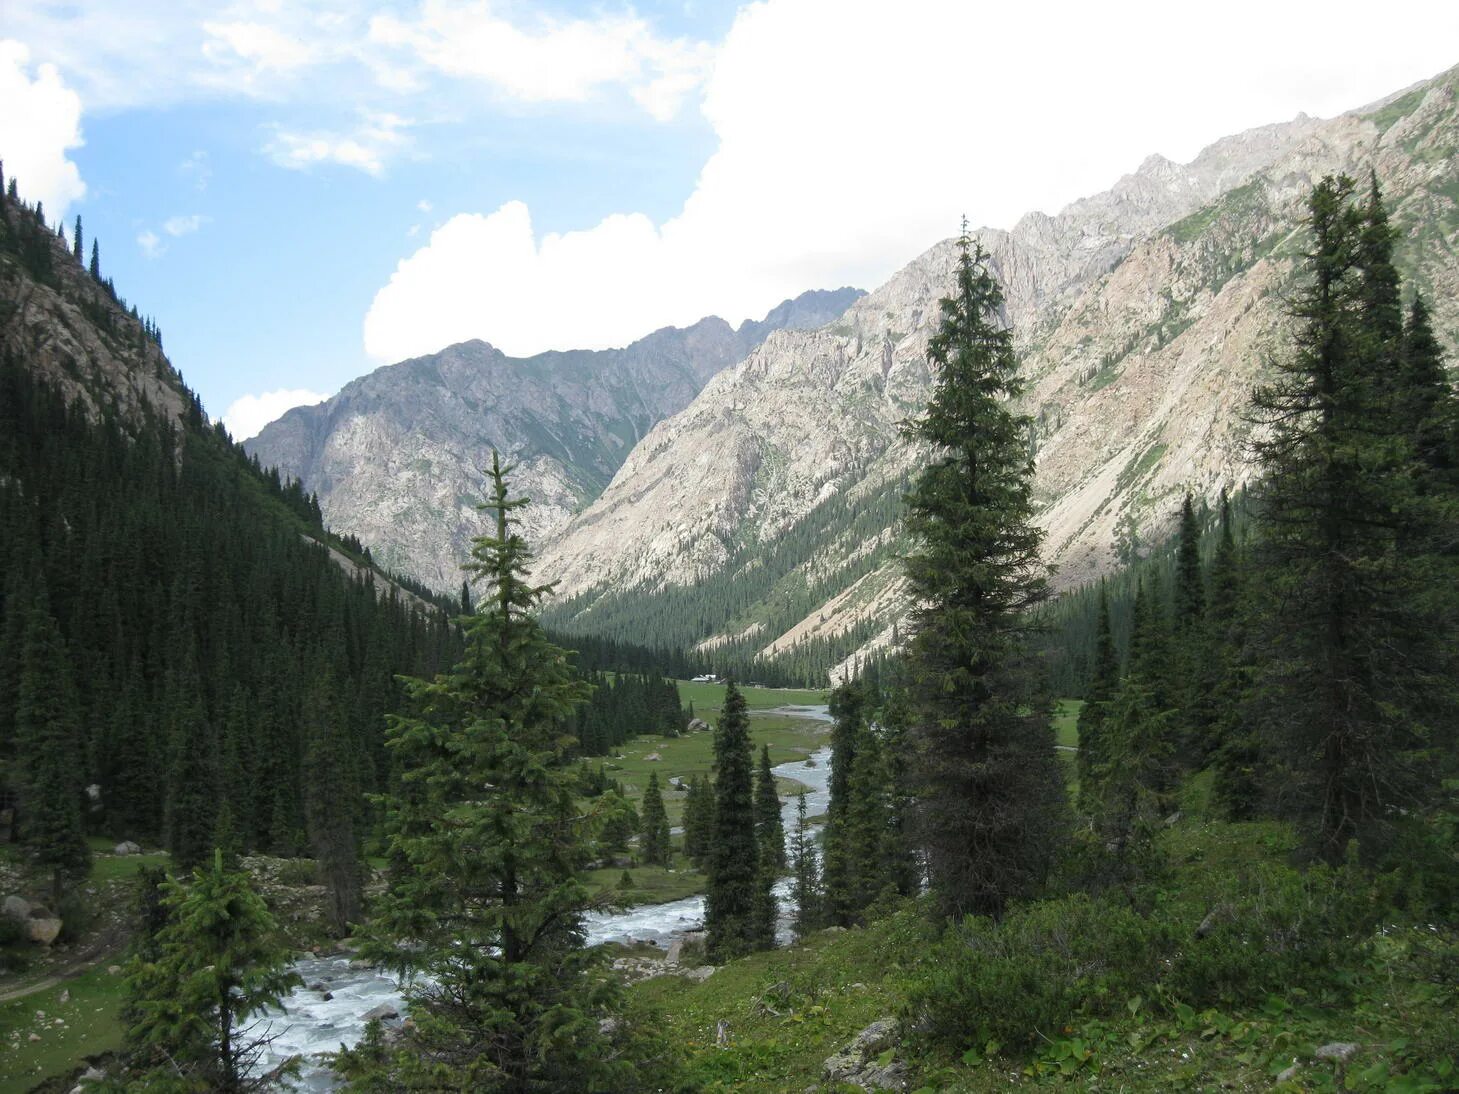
[2, 11, 1458, 1093]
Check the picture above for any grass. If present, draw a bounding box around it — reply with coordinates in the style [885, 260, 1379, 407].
[675, 680, 828, 720]
[585, 864, 708, 906]
[1053, 699, 1082, 750]
[0, 962, 126, 1094]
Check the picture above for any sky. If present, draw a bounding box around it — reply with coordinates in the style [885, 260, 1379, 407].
[3, 2, 1457, 442]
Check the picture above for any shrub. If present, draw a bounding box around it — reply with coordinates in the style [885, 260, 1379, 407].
[905, 893, 1166, 1055]
[1163, 859, 1380, 1007]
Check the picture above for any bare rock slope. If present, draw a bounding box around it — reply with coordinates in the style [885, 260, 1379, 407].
[535, 66, 1459, 679]
[245, 288, 862, 590]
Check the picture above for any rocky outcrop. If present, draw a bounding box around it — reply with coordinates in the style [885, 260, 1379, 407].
[534, 66, 1459, 679]
[823, 1019, 909, 1091]
[245, 288, 862, 590]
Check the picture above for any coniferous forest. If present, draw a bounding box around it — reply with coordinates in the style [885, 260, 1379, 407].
[2, 137, 1458, 1093]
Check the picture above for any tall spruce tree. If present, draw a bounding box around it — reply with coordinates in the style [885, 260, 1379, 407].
[14, 599, 90, 905]
[1248, 176, 1451, 863]
[754, 744, 786, 871]
[902, 226, 1067, 920]
[705, 681, 772, 959]
[821, 680, 864, 925]
[639, 769, 671, 866]
[1075, 585, 1118, 815]
[789, 789, 821, 940]
[359, 453, 626, 1089]
[124, 850, 302, 1092]
[302, 670, 364, 935]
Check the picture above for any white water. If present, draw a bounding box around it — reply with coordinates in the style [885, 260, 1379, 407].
[261, 703, 833, 1089]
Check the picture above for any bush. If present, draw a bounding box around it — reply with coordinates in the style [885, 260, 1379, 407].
[274, 858, 320, 887]
[1163, 860, 1380, 1007]
[905, 894, 1166, 1055]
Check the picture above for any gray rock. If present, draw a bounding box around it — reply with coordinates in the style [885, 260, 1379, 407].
[681, 965, 716, 983]
[1276, 1061, 1301, 1082]
[26, 917, 62, 946]
[664, 937, 684, 966]
[348, 958, 373, 970]
[113, 840, 142, 855]
[824, 1019, 908, 1091]
[1315, 1042, 1359, 1063]
[362, 1003, 399, 1022]
[687, 719, 710, 733]
[3, 895, 31, 921]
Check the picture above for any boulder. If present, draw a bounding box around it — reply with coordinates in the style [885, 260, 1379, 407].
[681, 965, 716, 983]
[362, 1003, 399, 1022]
[665, 937, 685, 965]
[113, 841, 142, 855]
[687, 719, 710, 733]
[1315, 1042, 1359, 1064]
[645, 752, 662, 762]
[3, 895, 31, 921]
[823, 1019, 909, 1091]
[27, 917, 63, 946]
[1276, 1061, 1301, 1082]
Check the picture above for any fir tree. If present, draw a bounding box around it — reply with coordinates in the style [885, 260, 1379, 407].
[639, 769, 671, 867]
[14, 599, 90, 905]
[359, 454, 626, 1089]
[821, 680, 864, 925]
[1075, 585, 1118, 815]
[1247, 176, 1453, 862]
[72, 215, 82, 261]
[89, 238, 100, 279]
[902, 225, 1067, 920]
[681, 773, 714, 865]
[124, 850, 302, 1092]
[754, 744, 786, 871]
[705, 681, 772, 959]
[789, 789, 821, 940]
[302, 671, 364, 935]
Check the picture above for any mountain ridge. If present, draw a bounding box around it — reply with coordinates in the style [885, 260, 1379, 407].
[244, 287, 864, 590]
[534, 64, 1459, 681]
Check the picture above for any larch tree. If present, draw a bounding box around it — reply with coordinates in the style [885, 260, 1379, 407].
[902, 225, 1067, 921]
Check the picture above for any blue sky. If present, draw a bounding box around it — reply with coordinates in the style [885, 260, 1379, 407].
[4, 2, 1457, 440]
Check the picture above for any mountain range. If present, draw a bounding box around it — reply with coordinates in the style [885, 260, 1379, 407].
[244, 288, 863, 590]
[532, 65, 1459, 679]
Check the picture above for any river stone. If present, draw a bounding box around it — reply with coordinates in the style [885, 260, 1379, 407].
[362, 1003, 399, 1022]
[1315, 1042, 1359, 1063]
[3, 895, 31, 921]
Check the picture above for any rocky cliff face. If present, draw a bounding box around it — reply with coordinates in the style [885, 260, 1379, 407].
[0, 198, 189, 427]
[245, 288, 862, 590]
[534, 67, 1459, 679]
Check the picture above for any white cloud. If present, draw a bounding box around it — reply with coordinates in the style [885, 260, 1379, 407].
[267, 111, 411, 175]
[0, 39, 86, 218]
[180, 149, 212, 190]
[222, 387, 330, 442]
[417, 198, 432, 212]
[363, 0, 1459, 363]
[368, 1, 712, 119]
[137, 229, 163, 259]
[201, 19, 316, 75]
[163, 213, 209, 236]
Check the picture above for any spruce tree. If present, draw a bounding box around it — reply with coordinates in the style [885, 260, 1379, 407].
[681, 774, 711, 864]
[1075, 585, 1118, 814]
[14, 600, 90, 905]
[72, 215, 82, 261]
[903, 226, 1067, 920]
[89, 238, 100, 279]
[754, 744, 786, 870]
[302, 671, 364, 935]
[789, 789, 821, 939]
[124, 850, 301, 1092]
[639, 769, 671, 866]
[705, 681, 771, 959]
[821, 680, 864, 924]
[360, 453, 626, 1089]
[1247, 176, 1452, 862]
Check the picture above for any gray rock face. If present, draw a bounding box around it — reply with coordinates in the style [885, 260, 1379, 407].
[535, 66, 1459, 679]
[244, 288, 863, 591]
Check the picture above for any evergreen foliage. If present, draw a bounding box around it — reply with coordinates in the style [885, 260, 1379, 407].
[358, 453, 627, 1090]
[681, 773, 714, 866]
[639, 769, 672, 867]
[754, 744, 786, 871]
[123, 850, 301, 1092]
[788, 789, 821, 940]
[902, 226, 1068, 920]
[705, 681, 773, 959]
[1246, 176, 1457, 864]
